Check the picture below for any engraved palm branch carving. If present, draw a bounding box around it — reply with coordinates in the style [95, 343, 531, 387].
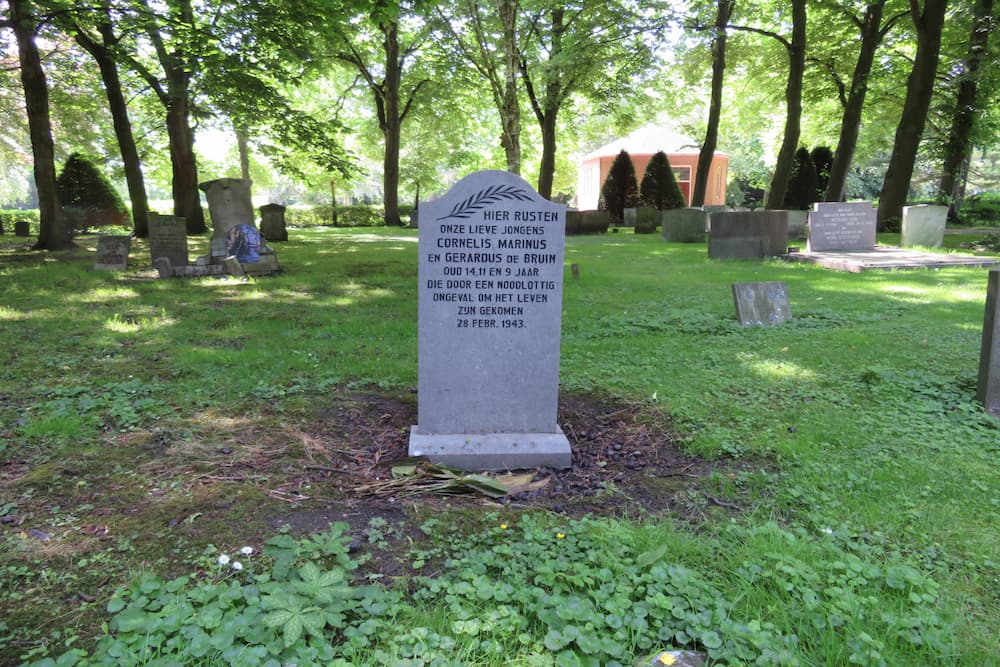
[436, 185, 533, 221]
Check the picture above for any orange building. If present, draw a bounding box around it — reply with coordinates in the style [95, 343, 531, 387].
[576, 124, 729, 210]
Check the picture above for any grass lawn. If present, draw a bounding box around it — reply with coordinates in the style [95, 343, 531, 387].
[0, 226, 997, 666]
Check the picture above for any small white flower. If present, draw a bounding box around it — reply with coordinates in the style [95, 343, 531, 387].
[231, 561, 243, 571]
[240, 546, 254, 556]
[217, 554, 231, 566]
[821, 527, 834, 535]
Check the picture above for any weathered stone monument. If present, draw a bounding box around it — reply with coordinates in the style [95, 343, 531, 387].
[732, 281, 791, 326]
[409, 170, 572, 470]
[708, 211, 789, 259]
[901, 204, 947, 248]
[661, 208, 707, 243]
[94, 235, 131, 270]
[807, 202, 877, 252]
[259, 204, 288, 242]
[784, 210, 808, 241]
[199, 178, 280, 274]
[147, 213, 189, 268]
[14, 220, 30, 237]
[977, 266, 1000, 417]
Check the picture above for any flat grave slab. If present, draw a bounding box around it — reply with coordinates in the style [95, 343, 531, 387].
[732, 281, 791, 326]
[782, 246, 998, 272]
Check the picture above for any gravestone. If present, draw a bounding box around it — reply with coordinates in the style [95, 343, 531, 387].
[901, 204, 946, 248]
[94, 235, 131, 270]
[409, 170, 571, 470]
[200, 177, 280, 274]
[732, 281, 791, 326]
[147, 213, 188, 267]
[661, 208, 707, 243]
[578, 210, 610, 234]
[807, 202, 876, 252]
[14, 220, 30, 237]
[977, 266, 1000, 417]
[708, 211, 788, 259]
[635, 207, 657, 233]
[259, 203, 288, 242]
[623, 207, 637, 227]
[784, 210, 808, 240]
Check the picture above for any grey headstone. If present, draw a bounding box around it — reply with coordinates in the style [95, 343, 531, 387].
[94, 235, 131, 270]
[147, 213, 189, 267]
[259, 203, 288, 242]
[199, 178, 254, 240]
[14, 220, 30, 237]
[807, 202, 877, 252]
[153, 256, 173, 278]
[623, 207, 637, 226]
[410, 170, 571, 470]
[661, 208, 707, 243]
[579, 210, 610, 233]
[901, 204, 946, 248]
[732, 281, 791, 326]
[977, 266, 1000, 417]
[635, 207, 657, 233]
[708, 211, 789, 259]
[784, 210, 808, 240]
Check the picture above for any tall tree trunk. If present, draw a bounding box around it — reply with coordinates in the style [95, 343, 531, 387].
[826, 1, 887, 203]
[75, 22, 151, 237]
[537, 111, 557, 199]
[937, 0, 992, 219]
[498, 0, 521, 175]
[532, 7, 564, 200]
[878, 0, 949, 228]
[235, 123, 251, 181]
[165, 85, 204, 233]
[764, 0, 807, 210]
[380, 19, 403, 226]
[693, 0, 733, 207]
[9, 0, 72, 250]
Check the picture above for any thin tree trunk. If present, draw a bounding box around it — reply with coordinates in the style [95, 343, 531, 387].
[532, 7, 564, 200]
[236, 124, 251, 181]
[693, 0, 733, 207]
[380, 19, 402, 226]
[9, 0, 72, 250]
[937, 0, 992, 220]
[165, 79, 205, 234]
[764, 0, 806, 210]
[498, 0, 521, 175]
[878, 0, 949, 228]
[75, 23, 150, 237]
[826, 1, 887, 203]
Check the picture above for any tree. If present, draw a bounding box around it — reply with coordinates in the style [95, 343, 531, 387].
[878, 0, 949, 228]
[601, 149, 638, 223]
[783, 146, 817, 210]
[640, 151, 685, 210]
[691, 0, 734, 207]
[3, 0, 73, 250]
[937, 0, 994, 218]
[810, 145, 834, 202]
[56, 152, 128, 230]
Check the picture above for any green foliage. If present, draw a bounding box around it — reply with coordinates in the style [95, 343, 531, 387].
[284, 205, 413, 228]
[810, 146, 834, 202]
[958, 192, 1000, 226]
[55, 154, 128, 231]
[600, 150, 639, 223]
[639, 151, 685, 211]
[783, 147, 818, 210]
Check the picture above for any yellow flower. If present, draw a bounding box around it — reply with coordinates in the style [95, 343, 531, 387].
[658, 653, 677, 666]
[556, 532, 566, 539]
[500, 524, 508, 530]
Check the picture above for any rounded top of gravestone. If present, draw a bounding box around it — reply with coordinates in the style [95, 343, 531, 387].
[259, 203, 286, 212]
[433, 170, 559, 215]
[199, 178, 252, 193]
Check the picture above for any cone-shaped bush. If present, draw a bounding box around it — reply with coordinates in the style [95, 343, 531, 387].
[783, 147, 818, 210]
[640, 151, 686, 210]
[56, 153, 128, 231]
[601, 150, 639, 223]
[810, 146, 834, 202]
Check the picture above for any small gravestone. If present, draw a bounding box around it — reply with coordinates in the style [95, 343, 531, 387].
[15, 220, 30, 237]
[635, 207, 657, 233]
[147, 213, 188, 267]
[708, 211, 788, 259]
[807, 202, 876, 252]
[784, 210, 808, 240]
[153, 257, 173, 278]
[901, 204, 946, 248]
[410, 170, 571, 470]
[94, 235, 131, 270]
[623, 207, 637, 226]
[732, 281, 791, 326]
[259, 203, 288, 242]
[977, 266, 1000, 417]
[661, 208, 707, 243]
[578, 210, 610, 234]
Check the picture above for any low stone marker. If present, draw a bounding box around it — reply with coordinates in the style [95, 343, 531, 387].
[661, 208, 707, 243]
[977, 266, 1000, 417]
[807, 202, 876, 252]
[147, 213, 189, 267]
[901, 204, 946, 248]
[14, 220, 30, 237]
[785, 210, 808, 240]
[259, 203, 288, 242]
[732, 281, 791, 326]
[94, 235, 131, 270]
[708, 211, 788, 259]
[409, 170, 572, 470]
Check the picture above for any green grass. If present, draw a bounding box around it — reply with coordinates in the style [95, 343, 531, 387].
[1, 227, 998, 665]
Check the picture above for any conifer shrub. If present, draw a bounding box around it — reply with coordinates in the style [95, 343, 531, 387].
[810, 146, 834, 202]
[640, 151, 686, 211]
[783, 147, 818, 211]
[56, 153, 128, 232]
[600, 150, 639, 224]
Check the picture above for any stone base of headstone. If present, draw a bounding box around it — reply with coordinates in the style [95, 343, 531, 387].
[14, 220, 30, 237]
[901, 204, 946, 248]
[223, 256, 245, 277]
[153, 257, 173, 278]
[155, 256, 246, 278]
[661, 209, 707, 243]
[241, 253, 281, 275]
[977, 266, 1000, 417]
[408, 427, 572, 471]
